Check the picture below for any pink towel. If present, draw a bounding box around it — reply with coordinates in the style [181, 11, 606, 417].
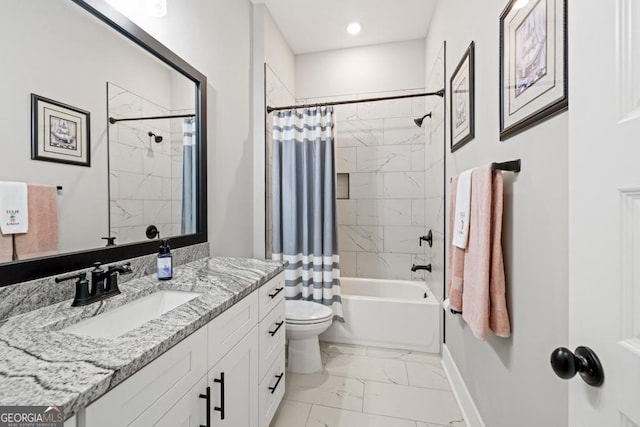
[0, 184, 59, 262]
[446, 165, 511, 339]
[446, 176, 465, 312]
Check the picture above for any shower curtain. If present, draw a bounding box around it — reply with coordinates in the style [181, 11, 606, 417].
[272, 107, 343, 321]
[181, 117, 196, 234]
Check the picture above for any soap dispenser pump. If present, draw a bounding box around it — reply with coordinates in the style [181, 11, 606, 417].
[157, 239, 173, 280]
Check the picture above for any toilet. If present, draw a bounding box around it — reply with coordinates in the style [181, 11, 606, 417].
[285, 300, 334, 374]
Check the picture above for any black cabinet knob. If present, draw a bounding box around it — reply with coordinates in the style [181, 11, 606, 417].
[550, 346, 604, 387]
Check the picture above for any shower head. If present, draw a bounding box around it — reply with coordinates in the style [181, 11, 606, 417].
[148, 131, 163, 143]
[413, 113, 432, 127]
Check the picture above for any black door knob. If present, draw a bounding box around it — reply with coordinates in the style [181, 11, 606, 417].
[550, 346, 604, 387]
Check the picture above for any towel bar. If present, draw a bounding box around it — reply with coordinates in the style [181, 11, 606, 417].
[449, 159, 521, 182]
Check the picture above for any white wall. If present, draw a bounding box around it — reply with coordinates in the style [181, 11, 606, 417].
[296, 39, 427, 99]
[426, 1, 569, 426]
[106, 0, 255, 257]
[252, 4, 296, 258]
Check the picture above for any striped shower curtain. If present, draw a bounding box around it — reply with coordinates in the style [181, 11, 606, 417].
[181, 117, 196, 234]
[272, 107, 343, 322]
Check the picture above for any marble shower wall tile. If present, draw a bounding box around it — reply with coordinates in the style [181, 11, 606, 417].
[356, 199, 412, 226]
[327, 91, 429, 281]
[336, 147, 357, 173]
[356, 252, 412, 280]
[383, 226, 425, 254]
[338, 226, 383, 252]
[356, 145, 411, 172]
[336, 119, 384, 147]
[349, 173, 384, 199]
[383, 117, 424, 145]
[383, 172, 425, 199]
[337, 200, 357, 225]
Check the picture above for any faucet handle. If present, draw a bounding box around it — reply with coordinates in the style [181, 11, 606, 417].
[55, 272, 90, 307]
[104, 262, 132, 293]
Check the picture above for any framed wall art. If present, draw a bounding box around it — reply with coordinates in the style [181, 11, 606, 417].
[31, 94, 91, 167]
[499, 0, 567, 140]
[450, 41, 475, 152]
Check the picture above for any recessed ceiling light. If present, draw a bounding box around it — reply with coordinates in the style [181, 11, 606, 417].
[347, 22, 362, 35]
[512, 0, 529, 10]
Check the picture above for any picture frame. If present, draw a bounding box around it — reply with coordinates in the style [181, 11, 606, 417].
[499, 0, 567, 140]
[31, 94, 91, 167]
[450, 41, 475, 152]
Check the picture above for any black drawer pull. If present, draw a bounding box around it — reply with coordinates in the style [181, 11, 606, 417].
[268, 373, 284, 394]
[213, 372, 225, 420]
[269, 321, 284, 336]
[199, 386, 210, 427]
[268, 287, 284, 298]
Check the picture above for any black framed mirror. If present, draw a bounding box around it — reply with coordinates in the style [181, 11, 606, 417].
[0, 0, 207, 287]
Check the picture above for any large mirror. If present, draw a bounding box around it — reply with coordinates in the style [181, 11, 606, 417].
[0, 0, 207, 286]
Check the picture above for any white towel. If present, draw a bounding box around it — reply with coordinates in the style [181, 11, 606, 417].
[452, 169, 472, 249]
[0, 181, 28, 234]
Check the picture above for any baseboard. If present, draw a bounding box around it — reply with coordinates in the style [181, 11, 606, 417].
[441, 344, 486, 427]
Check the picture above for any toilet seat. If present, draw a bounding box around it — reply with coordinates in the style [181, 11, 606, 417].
[285, 300, 333, 324]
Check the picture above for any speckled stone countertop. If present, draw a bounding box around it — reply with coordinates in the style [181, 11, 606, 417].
[0, 257, 284, 420]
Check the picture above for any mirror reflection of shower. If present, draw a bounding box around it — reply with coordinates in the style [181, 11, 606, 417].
[106, 81, 197, 245]
[413, 112, 432, 127]
[148, 131, 163, 143]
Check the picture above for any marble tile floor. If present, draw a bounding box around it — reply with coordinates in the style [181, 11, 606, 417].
[270, 342, 465, 427]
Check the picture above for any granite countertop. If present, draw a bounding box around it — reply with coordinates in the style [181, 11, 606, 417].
[0, 257, 285, 420]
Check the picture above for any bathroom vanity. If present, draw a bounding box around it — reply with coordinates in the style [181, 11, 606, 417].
[0, 257, 286, 426]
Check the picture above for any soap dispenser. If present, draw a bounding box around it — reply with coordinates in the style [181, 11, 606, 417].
[157, 239, 173, 280]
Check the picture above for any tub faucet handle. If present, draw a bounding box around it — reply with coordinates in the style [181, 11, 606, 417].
[418, 230, 433, 248]
[411, 264, 432, 272]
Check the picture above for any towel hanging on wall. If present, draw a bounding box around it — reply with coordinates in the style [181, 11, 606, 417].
[0, 181, 29, 235]
[452, 168, 473, 249]
[446, 165, 511, 340]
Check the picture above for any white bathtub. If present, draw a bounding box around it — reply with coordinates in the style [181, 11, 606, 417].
[320, 277, 440, 353]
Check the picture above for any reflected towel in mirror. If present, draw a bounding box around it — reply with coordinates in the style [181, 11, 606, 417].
[0, 181, 28, 234]
[0, 184, 59, 262]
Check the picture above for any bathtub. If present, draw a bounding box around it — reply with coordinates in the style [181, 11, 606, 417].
[320, 277, 440, 353]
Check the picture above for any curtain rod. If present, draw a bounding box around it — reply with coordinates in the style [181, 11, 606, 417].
[266, 89, 445, 113]
[108, 113, 195, 124]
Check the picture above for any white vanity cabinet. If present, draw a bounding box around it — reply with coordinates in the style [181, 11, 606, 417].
[82, 327, 208, 427]
[78, 273, 285, 427]
[257, 273, 286, 427]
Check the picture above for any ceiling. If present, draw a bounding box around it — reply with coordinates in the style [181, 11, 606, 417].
[254, 0, 438, 55]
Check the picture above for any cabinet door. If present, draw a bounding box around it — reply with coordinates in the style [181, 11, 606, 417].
[208, 327, 259, 427]
[84, 328, 207, 427]
[145, 376, 207, 427]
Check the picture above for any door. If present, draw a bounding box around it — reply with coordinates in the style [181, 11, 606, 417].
[568, 0, 640, 425]
[208, 327, 259, 426]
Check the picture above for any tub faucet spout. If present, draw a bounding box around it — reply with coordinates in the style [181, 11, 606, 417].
[411, 264, 432, 272]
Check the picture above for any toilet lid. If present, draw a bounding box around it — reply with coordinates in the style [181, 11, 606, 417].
[286, 300, 333, 321]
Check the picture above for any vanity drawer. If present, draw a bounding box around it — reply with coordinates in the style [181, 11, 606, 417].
[258, 349, 286, 427]
[259, 299, 286, 380]
[84, 327, 207, 427]
[208, 290, 258, 366]
[258, 272, 285, 320]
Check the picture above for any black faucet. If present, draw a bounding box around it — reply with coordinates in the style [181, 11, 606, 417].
[56, 262, 132, 307]
[411, 264, 432, 272]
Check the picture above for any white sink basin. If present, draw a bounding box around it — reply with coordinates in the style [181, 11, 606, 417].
[62, 290, 202, 339]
